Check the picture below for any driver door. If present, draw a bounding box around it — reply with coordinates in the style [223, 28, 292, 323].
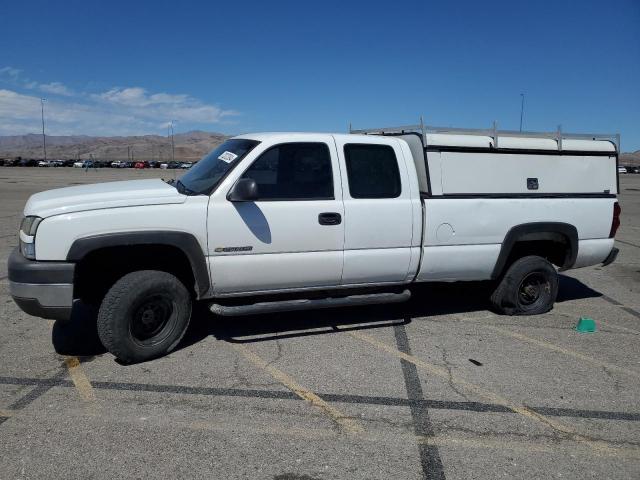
[207, 136, 345, 294]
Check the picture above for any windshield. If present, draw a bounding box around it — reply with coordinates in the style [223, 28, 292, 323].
[177, 139, 260, 195]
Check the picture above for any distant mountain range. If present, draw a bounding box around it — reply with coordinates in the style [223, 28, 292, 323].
[620, 151, 640, 166]
[0, 131, 229, 162]
[1, 131, 639, 165]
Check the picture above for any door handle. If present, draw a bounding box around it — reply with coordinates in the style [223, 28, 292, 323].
[318, 212, 342, 226]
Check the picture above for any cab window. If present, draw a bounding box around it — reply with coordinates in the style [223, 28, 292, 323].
[241, 142, 334, 200]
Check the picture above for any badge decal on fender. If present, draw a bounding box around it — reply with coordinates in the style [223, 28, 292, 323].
[214, 246, 253, 252]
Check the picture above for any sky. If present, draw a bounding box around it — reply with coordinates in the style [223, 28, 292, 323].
[1, 0, 639, 150]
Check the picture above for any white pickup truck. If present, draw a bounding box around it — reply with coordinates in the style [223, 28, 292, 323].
[8, 123, 621, 362]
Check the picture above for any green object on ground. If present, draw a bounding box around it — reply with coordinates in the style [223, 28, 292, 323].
[576, 317, 597, 333]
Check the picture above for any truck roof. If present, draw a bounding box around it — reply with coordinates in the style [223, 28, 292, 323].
[350, 121, 619, 153]
[423, 134, 615, 152]
[234, 132, 375, 142]
[234, 130, 616, 153]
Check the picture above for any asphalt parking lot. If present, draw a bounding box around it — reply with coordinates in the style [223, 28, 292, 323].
[1, 167, 639, 479]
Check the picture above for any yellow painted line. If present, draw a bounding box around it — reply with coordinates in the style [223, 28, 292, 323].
[599, 320, 640, 336]
[228, 342, 364, 435]
[45, 319, 97, 403]
[64, 357, 97, 402]
[417, 434, 640, 459]
[483, 324, 639, 379]
[346, 329, 614, 453]
[188, 421, 638, 458]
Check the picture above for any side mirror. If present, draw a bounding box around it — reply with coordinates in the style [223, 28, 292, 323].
[228, 178, 258, 202]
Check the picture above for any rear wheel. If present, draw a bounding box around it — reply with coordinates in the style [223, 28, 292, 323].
[97, 270, 192, 363]
[490, 256, 558, 315]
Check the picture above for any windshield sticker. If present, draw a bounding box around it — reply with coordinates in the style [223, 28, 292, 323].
[218, 151, 238, 163]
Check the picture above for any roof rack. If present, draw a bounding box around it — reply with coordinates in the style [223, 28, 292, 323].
[349, 117, 620, 152]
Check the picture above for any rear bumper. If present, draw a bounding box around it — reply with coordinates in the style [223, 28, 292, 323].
[7, 247, 75, 321]
[602, 247, 619, 267]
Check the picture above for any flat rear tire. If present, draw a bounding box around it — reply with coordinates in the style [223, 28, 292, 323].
[490, 256, 558, 315]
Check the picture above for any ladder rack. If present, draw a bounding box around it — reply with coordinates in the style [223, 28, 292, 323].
[349, 117, 620, 152]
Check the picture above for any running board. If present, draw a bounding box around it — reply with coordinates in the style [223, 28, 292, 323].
[209, 289, 411, 317]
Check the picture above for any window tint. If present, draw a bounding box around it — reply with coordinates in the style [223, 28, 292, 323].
[179, 139, 260, 195]
[344, 144, 401, 198]
[241, 143, 333, 200]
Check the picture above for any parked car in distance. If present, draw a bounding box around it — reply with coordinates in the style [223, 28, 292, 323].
[73, 161, 84, 168]
[134, 161, 148, 169]
[159, 162, 169, 169]
[148, 161, 160, 168]
[625, 165, 639, 174]
[111, 161, 123, 168]
[167, 161, 180, 169]
[179, 162, 193, 169]
[19, 159, 38, 167]
[2, 158, 19, 166]
[618, 166, 627, 174]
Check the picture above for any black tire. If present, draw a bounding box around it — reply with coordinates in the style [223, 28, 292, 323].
[490, 256, 558, 315]
[97, 270, 192, 363]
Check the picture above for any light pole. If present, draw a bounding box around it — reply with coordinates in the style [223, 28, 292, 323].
[169, 120, 176, 162]
[40, 98, 47, 161]
[519, 93, 525, 132]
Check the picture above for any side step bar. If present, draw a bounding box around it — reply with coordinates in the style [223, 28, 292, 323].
[209, 289, 411, 317]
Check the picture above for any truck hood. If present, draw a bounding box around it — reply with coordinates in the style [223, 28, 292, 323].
[24, 179, 187, 218]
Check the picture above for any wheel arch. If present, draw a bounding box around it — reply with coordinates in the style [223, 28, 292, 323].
[491, 222, 578, 279]
[67, 231, 210, 299]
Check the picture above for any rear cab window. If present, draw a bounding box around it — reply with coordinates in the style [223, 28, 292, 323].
[343, 144, 402, 198]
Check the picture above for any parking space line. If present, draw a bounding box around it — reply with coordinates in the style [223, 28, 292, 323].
[483, 325, 639, 379]
[416, 434, 640, 459]
[616, 239, 640, 249]
[346, 329, 615, 453]
[394, 323, 445, 480]
[228, 342, 364, 435]
[621, 307, 640, 320]
[1, 374, 639, 422]
[44, 319, 97, 403]
[601, 295, 640, 319]
[599, 320, 640, 335]
[92, 414, 640, 458]
[63, 357, 97, 402]
[187, 421, 639, 458]
[7, 369, 67, 411]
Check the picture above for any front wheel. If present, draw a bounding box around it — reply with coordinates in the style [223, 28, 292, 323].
[97, 270, 192, 363]
[490, 256, 558, 315]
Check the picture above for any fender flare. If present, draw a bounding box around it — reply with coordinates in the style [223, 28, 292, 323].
[66, 231, 210, 298]
[491, 222, 578, 279]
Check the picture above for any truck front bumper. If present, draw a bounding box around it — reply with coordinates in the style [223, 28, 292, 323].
[7, 247, 75, 321]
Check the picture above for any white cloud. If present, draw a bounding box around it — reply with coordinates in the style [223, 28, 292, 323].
[0, 66, 239, 135]
[38, 82, 74, 96]
[0, 66, 74, 97]
[0, 84, 239, 136]
[93, 87, 237, 124]
[0, 66, 21, 78]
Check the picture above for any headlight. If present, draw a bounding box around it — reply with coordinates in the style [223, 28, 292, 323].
[19, 216, 42, 259]
[20, 216, 43, 236]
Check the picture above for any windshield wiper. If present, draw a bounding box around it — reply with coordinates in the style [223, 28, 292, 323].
[175, 179, 199, 196]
